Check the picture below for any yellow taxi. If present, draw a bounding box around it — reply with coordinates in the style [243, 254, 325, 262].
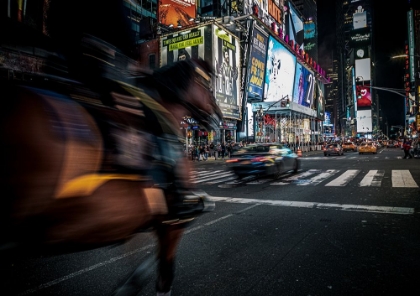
[358, 142, 377, 154]
[342, 141, 357, 152]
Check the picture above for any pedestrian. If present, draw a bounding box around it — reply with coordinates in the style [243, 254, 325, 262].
[221, 143, 226, 159]
[403, 139, 412, 159]
[209, 142, 215, 159]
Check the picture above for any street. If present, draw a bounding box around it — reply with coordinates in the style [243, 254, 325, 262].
[2, 147, 420, 296]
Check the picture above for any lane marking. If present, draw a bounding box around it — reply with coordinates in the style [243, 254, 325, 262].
[325, 170, 360, 186]
[299, 169, 339, 186]
[392, 170, 418, 188]
[359, 170, 384, 187]
[209, 196, 415, 215]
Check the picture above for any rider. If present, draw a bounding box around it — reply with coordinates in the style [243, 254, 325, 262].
[46, 0, 215, 221]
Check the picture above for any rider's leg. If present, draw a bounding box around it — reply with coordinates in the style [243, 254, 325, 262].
[155, 223, 184, 295]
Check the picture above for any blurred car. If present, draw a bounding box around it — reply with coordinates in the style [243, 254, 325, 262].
[358, 142, 377, 154]
[386, 141, 397, 148]
[225, 143, 300, 179]
[342, 141, 357, 152]
[324, 143, 344, 156]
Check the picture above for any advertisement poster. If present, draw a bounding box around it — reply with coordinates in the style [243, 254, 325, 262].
[247, 24, 268, 102]
[316, 81, 325, 121]
[264, 35, 296, 102]
[357, 109, 372, 133]
[286, 4, 304, 49]
[356, 84, 371, 109]
[293, 62, 315, 108]
[160, 25, 212, 66]
[213, 25, 241, 120]
[158, 0, 196, 27]
[243, 0, 284, 28]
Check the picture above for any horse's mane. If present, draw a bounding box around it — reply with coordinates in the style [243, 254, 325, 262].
[150, 59, 213, 104]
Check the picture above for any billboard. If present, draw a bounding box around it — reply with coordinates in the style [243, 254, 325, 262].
[316, 81, 325, 121]
[356, 109, 372, 133]
[214, 25, 241, 119]
[286, 4, 304, 49]
[356, 84, 371, 109]
[247, 24, 268, 102]
[353, 6, 367, 30]
[160, 25, 212, 65]
[160, 24, 241, 120]
[243, 0, 284, 28]
[158, 0, 196, 28]
[355, 58, 371, 82]
[264, 35, 296, 102]
[292, 62, 315, 108]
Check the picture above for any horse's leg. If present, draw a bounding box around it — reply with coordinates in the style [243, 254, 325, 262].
[155, 223, 185, 295]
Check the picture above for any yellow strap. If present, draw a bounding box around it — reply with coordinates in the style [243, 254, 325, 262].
[55, 174, 149, 199]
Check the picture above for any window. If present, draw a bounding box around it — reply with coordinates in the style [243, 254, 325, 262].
[148, 54, 156, 69]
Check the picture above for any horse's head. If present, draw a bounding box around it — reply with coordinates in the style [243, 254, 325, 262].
[152, 58, 223, 131]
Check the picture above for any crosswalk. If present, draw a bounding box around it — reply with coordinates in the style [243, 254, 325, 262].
[190, 169, 419, 188]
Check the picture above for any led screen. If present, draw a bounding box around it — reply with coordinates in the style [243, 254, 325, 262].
[355, 58, 371, 82]
[247, 24, 268, 102]
[356, 84, 371, 109]
[356, 109, 372, 133]
[316, 81, 325, 121]
[292, 62, 315, 108]
[264, 35, 296, 102]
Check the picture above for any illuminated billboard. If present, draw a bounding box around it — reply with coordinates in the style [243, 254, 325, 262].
[292, 62, 315, 108]
[243, 0, 284, 28]
[286, 4, 304, 49]
[158, 0, 196, 28]
[315, 81, 325, 121]
[355, 58, 371, 82]
[356, 109, 372, 133]
[247, 23, 268, 102]
[160, 24, 241, 120]
[264, 35, 296, 102]
[356, 84, 371, 109]
[160, 25, 212, 65]
[353, 6, 367, 30]
[213, 25, 241, 120]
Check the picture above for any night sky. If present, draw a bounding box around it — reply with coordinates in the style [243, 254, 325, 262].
[317, 0, 414, 130]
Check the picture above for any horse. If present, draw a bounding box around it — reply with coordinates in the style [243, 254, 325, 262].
[0, 52, 222, 295]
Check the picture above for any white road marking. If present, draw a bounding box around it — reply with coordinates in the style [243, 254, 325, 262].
[191, 171, 235, 184]
[299, 169, 339, 186]
[209, 196, 415, 215]
[392, 170, 418, 188]
[359, 170, 385, 187]
[325, 170, 360, 186]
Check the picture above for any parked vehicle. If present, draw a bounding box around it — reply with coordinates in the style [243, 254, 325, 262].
[226, 143, 300, 179]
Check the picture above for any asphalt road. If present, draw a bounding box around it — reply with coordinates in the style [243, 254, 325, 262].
[2, 147, 420, 296]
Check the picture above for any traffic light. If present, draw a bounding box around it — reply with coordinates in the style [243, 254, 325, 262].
[286, 99, 290, 107]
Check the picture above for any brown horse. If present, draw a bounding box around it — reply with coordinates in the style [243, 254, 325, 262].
[0, 58, 222, 295]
